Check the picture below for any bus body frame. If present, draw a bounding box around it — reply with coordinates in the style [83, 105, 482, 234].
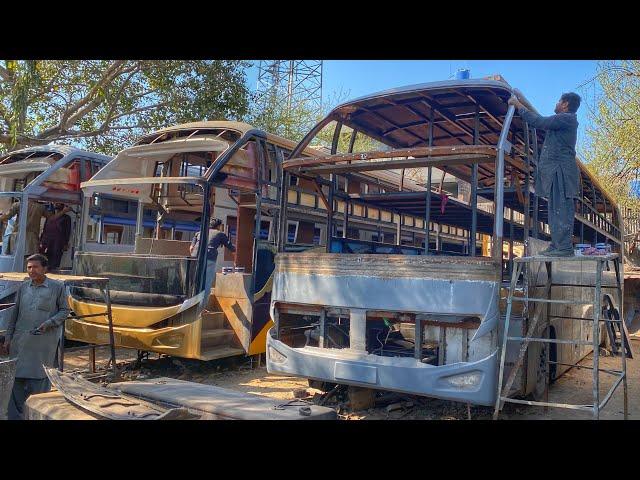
[266, 78, 623, 406]
[66, 122, 322, 360]
[0, 145, 110, 326]
[66, 121, 478, 361]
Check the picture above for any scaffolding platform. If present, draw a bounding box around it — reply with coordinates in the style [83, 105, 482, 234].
[493, 253, 630, 420]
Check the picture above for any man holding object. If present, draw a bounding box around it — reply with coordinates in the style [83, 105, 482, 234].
[2, 254, 70, 419]
[508, 92, 581, 257]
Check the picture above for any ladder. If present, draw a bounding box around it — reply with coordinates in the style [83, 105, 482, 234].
[493, 254, 629, 420]
[602, 293, 633, 359]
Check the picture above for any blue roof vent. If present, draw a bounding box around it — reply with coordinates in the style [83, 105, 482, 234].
[455, 69, 471, 80]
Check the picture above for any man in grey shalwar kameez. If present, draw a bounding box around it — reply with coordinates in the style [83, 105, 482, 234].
[1, 254, 70, 419]
[508, 92, 581, 256]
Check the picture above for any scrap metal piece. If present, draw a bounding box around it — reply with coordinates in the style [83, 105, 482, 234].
[44, 367, 199, 420]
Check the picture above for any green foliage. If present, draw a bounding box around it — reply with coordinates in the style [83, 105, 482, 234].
[245, 89, 320, 142]
[0, 60, 251, 155]
[581, 60, 640, 210]
[246, 87, 356, 146]
[310, 122, 386, 154]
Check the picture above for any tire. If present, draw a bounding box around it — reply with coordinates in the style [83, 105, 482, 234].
[531, 326, 556, 401]
[531, 341, 549, 401]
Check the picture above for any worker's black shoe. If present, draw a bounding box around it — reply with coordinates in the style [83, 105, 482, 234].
[545, 248, 574, 257]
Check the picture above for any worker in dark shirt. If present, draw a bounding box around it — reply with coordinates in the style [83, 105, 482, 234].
[39, 203, 72, 271]
[508, 92, 581, 257]
[190, 217, 235, 304]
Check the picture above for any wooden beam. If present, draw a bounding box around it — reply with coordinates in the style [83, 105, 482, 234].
[311, 178, 330, 211]
[400, 101, 474, 146]
[284, 145, 498, 170]
[300, 154, 496, 175]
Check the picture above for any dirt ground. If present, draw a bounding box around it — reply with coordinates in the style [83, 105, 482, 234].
[61, 338, 640, 420]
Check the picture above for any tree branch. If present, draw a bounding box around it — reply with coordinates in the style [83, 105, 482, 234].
[0, 65, 12, 83]
[56, 60, 127, 130]
[52, 122, 163, 140]
[0, 132, 52, 148]
[98, 67, 140, 131]
[62, 63, 142, 130]
[36, 98, 168, 144]
[108, 101, 170, 122]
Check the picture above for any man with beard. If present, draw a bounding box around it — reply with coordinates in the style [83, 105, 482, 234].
[2, 254, 70, 419]
[508, 92, 581, 256]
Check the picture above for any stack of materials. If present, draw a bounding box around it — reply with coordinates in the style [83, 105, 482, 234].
[575, 243, 612, 256]
[24, 369, 338, 420]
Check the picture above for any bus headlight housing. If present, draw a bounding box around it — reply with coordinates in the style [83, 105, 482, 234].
[439, 371, 483, 390]
[268, 346, 287, 364]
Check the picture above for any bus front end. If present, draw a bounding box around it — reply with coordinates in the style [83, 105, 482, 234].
[66, 250, 204, 358]
[267, 253, 501, 405]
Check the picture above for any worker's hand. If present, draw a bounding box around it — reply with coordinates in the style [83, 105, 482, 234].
[63, 244, 69, 252]
[62, 206, 72, 214]
[36, 322, 51, 334]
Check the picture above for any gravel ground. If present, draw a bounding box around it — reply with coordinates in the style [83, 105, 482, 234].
[61, 339, 639, 420]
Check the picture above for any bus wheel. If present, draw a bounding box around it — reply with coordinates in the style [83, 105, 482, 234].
[532, 326, 556, 401]
[532, 342, 549, 401]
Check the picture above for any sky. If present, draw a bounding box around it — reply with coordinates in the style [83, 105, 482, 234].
[247, 60, 601, 146]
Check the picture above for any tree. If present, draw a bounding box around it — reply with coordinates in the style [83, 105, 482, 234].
[246, 88, 354, 145]
[581, 60, 640, 209]
[245, 89, 319, 143]
[0, 60, 251, 155]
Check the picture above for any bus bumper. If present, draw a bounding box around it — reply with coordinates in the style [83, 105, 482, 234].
[65, 317, 202, 359]
[266, 329, 498, 406]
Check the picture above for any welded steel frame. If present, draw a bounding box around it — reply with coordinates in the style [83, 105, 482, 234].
[494, 254, 628, 420]
[278, 81, 622, 260]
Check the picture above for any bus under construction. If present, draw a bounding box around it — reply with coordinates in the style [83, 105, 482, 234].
[66, 122, 325, 360]
[65, 121, 478, 361]
[266, 77, 624, 406]
[0, 145, 110, 317]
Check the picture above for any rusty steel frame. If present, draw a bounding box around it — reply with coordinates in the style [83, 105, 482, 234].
[268, 79, 628, 409]
[494, 254, 628, 420]
[283, 78, 621, 257]
[284, 145, 501, 171]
